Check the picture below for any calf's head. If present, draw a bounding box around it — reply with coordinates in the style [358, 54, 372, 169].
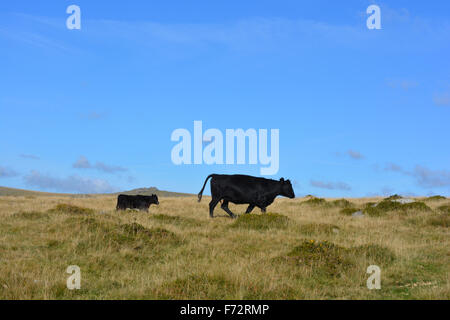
[279, 178, 295, 198]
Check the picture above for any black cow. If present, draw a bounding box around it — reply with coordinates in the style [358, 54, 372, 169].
[198, 174, 295, 218]
[116, 194, 159, 212]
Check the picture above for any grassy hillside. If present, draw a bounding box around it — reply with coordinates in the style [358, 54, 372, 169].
[0, 194, 448, 299]
[114, 187, 192, 197]
[0, 186, 63, 197]
[0, 186, 192, 198]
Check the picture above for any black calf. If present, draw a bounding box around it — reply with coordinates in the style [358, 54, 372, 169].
[116, 194, 159, 212]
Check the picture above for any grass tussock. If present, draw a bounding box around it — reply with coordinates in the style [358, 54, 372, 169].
[426, 195, 446, 201]
[120, 223, 180, 244]
[330, 199, 354, 208]
[230, 213, 290, 230]
[350, 244, 395, 265]
[279, 241, 395, 279]
[282, 240, 352, 277]
[298, 223, 340, 235]
[364, 200, 431, 217]
[401, 202, 432, 213]
[155, 274, 236, 299]
[426, 214, 449, 228]
[301, 197, 328, 206]
[384, 194, 403, 200]
[150, 214, 202, 227]
[339, 208, 361, 216]
[437, 205, 450, 214]
[47, 203, 95, 215]
[11, 211, 49, 220]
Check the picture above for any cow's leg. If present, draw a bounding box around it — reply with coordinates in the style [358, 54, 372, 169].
[221, 200, 236, 219]
[245, 204, 255, 214]
[209, 198, 220, 218]
[261, 207, 267, 214]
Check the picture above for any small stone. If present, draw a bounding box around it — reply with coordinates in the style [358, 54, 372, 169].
[393, 198, 415, 204]
[352, 211, 365, 217]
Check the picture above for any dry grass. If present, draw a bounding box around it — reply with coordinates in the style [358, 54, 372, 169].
[0, 195, 448, 300]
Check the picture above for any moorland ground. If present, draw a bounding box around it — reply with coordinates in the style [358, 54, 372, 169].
[0, 193, 448, 299]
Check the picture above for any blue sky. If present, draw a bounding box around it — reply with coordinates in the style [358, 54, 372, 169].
[1, 1, 449, 197]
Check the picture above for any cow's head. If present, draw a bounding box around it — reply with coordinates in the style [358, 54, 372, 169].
[151, 194, 159, 205]
[280, 178, 295, 198]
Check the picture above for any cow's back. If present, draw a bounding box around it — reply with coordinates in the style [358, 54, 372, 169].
[210, 174, 278, 204]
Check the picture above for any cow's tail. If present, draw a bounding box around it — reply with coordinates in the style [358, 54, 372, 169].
[198, 174, 215, 202]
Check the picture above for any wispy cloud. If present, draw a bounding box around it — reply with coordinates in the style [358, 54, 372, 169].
[73, 156, 127, 174]
[384, 163, 450, 188]
[384, 162, 404, 172]
[5, 8, 449, 57]
[433, 92, 450, 107]
[413, 165, 450, 188]
[79, 111, 107, 120]
[347, 150, 364, 160]
[24, 171, 116, 194]
[335, 150, 365, 160]
[386, 78, 419, 91]
[310, 180, 351, 191]
[19, 153, 40, 160]
[0, 27, 74, 53]
[0, 166, 19, 178]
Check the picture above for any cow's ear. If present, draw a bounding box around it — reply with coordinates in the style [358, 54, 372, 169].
[280, 178, 285, 182]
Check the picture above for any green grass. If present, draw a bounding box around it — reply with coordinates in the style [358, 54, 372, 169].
[438, 205, 450, 214]
[427, 214, 449, 228]
[302, 197, 328, 206]
[230, 213, 290, 230]
[363, 200, 431, 217]
[339, 208, 361, 216]
[298, 223, 340, 235]
[426, 195, 447, 201]
[47, 204, 95, 215]
[330, 199, 354, 208]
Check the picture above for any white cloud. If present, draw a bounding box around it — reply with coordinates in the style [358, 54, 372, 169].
[79, 111, 107, 120]
[384, 163, 450, 188]
[386, 79, 419, 91]
[24, 171, 117, 194]
[73, 156, 127, 173]
[413, 165, 450, 188]
[310, 180, 351, 191]
[19, 153, 40, 160]
[0, 166, 19, 178]
[433, 92, 450, 107]
[347, 150, 364, 160]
